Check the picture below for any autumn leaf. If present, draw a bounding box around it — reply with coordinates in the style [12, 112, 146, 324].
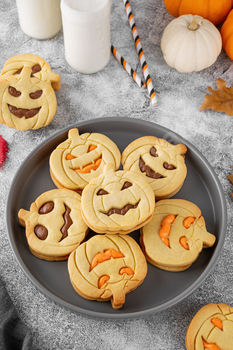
[199, 78, 233, 116]
[227, 173, 233, 197]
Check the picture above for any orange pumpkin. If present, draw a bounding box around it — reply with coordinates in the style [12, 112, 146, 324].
[163, 0, 232, 25]
[221, 9, 233, 60]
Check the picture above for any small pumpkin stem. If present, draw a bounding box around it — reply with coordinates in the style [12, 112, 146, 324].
[188, 16, 203, 31]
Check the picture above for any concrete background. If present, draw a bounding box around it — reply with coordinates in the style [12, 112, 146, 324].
[0, 0, 233, 349]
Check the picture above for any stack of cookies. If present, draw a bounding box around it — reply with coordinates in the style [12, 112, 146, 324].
[18, 128, 216, 309]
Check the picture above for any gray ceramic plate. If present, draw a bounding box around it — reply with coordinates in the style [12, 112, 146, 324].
[6, 117, 227, 319]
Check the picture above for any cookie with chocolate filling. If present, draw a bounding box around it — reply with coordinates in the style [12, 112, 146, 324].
[0, 53, 61, 90]
[140, 199, 215, 271]
[68, 234, 147, 309]
[0, 66, 57, 130]
[18, 189, 88, 261]
[81, 163, 155, 234]
[49, 128, 121, 194]
[121, 136, 187, 199]
[186, 303, 233, 350]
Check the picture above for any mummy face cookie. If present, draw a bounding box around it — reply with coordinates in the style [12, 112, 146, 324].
[140, 199, 215, 271]
[186, 303, 233, 350]
[121, 136, 187, 199]
[0, 66, 57, 130]
[81, 164, 155, 234]
[68, 234, 147, 309]
[49, 128, 121, 193]
[0, 54, 61, 90]
[18, 189, 88, 261]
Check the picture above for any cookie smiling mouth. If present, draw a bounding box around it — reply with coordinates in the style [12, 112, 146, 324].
[102, 202, 140, 216]
[8, 104, 41, 118]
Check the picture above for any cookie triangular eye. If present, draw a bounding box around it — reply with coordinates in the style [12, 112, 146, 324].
[29, 90, 43, 99]
[149, 146, 158, 157]
[97, 189, 109, 195]
[31, 64, 42, 75]
[163, 162, 176, 170]
[8, 86, 21, 97]
[121, 181, 132, 190]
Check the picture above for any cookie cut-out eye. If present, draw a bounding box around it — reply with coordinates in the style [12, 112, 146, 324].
[97, 189, 109, 195]
[8, 86, 21, 97]
[38, 201, 54, 214]
[88, 145, 97, 152]
[149, 147, 158, 157]
[163, 162, 176, 170]
[29, 90, 43, 99]
[13, 64, 42, 77]
[34, 224, 48, 240]
[121, 181, 132, 190]
[31, 64, 42, 75]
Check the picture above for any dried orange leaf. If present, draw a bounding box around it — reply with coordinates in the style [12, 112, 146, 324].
[199, 78, 233, 116]
[228, 173, 233, 197]
[228, 174, 233, 184]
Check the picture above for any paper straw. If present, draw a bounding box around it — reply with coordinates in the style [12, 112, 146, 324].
[111, 44, 146, 89]
[123, 0, 157, 106]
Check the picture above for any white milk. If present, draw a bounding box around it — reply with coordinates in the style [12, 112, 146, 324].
[16, 0, 62, 40]
[61, 0, 111, 74]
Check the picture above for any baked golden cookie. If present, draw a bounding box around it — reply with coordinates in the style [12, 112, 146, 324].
[18, 189, 88, 261]
[0, 66, 57, 131]
[68, 234, 147, 309]
[0, 53, 61, 90]
[140, 199, 215, 271]
[49, 128, 121, 193]
[81, 164, 155, 234]
[121, 136, 187, 199]
[186, 303, 233, 350]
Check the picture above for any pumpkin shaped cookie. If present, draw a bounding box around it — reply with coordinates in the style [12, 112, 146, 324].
[140, 199, 215, 271]
[49, 128, 121, 193]
[18, 189, 88, 261]
[81, 164, 155, 234]
[0, 54, 61, 90]
[186, 303, 233, 350]
[68, 234, 147, 309]
[0, 66, 57, 130]
[121, 136, 187, 199]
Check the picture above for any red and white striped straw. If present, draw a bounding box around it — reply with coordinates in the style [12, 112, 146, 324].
[123, 0, 157, 106]
[111, 44, 146, 89]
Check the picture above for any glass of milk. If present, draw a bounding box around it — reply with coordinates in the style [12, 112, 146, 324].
[16, 0, 62, 40]
[60, 0, 111, 74]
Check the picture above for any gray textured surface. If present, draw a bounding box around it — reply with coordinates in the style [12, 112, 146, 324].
[0, 0, 233, 349]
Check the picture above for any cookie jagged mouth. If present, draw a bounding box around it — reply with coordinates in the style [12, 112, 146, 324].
[101, 201, 140, 216]
[8, 104, 41, 118]
[74, 156, 102, 174]
[139, 157, 176, 179]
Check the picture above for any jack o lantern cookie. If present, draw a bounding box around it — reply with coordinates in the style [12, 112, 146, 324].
[0, 66, 57, 131]
[140, 199, 215, 271]
[18, 189, 89, 261]
[81, 164, 155, 234]
[0, 54, 61, 90]
[49, 128, 121, 193]
[68, 234, 147, 309]
[121, 136, 187, 199]
[186, 303, 233, 350]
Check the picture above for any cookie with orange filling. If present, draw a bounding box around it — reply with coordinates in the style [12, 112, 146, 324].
[140, 199, 215, 271]
[68, 234, 147, 309]
[49, 128, 121, 193]
[186, 303, 233, 350]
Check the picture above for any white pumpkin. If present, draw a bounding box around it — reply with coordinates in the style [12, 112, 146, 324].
[161, 14, 222, 73]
